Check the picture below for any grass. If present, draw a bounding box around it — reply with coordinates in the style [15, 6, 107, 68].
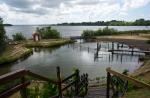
[0, 39, 74, 65]
[122, 88, 150, 98]
[0, 45, 33, 65]
[24, 39, 74, 47]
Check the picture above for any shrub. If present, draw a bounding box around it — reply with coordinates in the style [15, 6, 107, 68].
[81, 30, 95, 39]
[37, 27, 60, 39]
[82, 27, 118, 39]
[0, 17, 7, 54]
[12, 32, 26, 41]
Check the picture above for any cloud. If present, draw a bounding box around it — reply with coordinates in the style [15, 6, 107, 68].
[0, 0, 150, 24]
[122, 0, 150, 11]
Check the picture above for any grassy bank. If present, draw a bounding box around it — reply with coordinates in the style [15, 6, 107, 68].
[24, 39, 74, 47]
[0, 45, 33, 65]
[81, 27, 150, 39]
[0, 39, 74, 65]
[123, 57, 150, 98]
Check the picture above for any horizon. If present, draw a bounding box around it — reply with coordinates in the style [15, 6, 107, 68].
[0, 0, 150, 25]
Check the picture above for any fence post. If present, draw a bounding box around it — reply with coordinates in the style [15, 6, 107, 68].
[106, 71, 111, 98]
[20, 76, 27, 98]
[75, 69, 79, 96]
[57, 66, 62, 98]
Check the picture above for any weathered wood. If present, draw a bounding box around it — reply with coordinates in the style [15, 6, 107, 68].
[27, 70, 57, 84]
[75, 69, 80, 96]
[0, 69, 27, 84]
[0, 67, 89, 98]
[108, 49, 150, 54]
[20, 76, 27, 98]
[106, 71, 111, 98]
[0, 81, 30, 98]
[61, 73, 76, 83]
[62, 81, 76, 91]
[106, 67, 150, 89]
[57, 66, 62, 98]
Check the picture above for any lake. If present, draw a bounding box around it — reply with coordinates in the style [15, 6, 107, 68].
[1, 26, 147, 79]
[5, 25, 150, 39]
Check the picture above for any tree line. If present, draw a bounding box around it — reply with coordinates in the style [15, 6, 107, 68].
[57, 19, 150, 26]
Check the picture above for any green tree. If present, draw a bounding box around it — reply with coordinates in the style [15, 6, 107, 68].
[0, 17, 7, 54]
[12, 32, 26, 41]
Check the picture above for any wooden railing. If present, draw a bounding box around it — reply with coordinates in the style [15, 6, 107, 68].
[106, 67, 150, 98]
[0, 66, 88, 98]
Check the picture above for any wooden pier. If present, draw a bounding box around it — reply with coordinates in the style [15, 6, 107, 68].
[108, 49, 150, 55]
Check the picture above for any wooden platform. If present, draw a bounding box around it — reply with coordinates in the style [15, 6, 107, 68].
[108, 49, 150, 55]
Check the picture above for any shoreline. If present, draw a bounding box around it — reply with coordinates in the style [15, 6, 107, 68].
[0, 45, 33, 65]
[93, 35, 150, 51]
[0, 39, 74, 65]
[24, 39, 74, 47]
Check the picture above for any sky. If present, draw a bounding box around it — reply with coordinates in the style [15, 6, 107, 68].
[0, 0, 150, 25]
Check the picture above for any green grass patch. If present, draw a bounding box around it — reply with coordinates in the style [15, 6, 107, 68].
[25, 39, 74, 47]
[0, 46, 33, 65]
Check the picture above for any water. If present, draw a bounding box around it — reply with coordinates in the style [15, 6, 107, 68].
[5, 26, 150, 39]
[0, 42, 142, 80]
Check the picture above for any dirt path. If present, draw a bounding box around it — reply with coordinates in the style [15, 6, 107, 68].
[94, 35, 150, 51]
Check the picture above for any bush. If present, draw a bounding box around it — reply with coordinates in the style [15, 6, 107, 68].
[12, 32, 26, 41]
[82, 27, 119, 39]
[0, 17, 7, 54]
[37, 27, 60, 39]
[81, 30, 95, 39]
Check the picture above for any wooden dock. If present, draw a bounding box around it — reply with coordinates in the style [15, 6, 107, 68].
[108, 49, 150, 55]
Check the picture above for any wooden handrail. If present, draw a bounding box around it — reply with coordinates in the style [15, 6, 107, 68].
[106, 67, 150, 89]
[0, 81, 30, 98]
[26, 70, 57, 84]
[0, 69, 27, 84]
[0, 67, 88, 98]
[61, 73, 76, 83]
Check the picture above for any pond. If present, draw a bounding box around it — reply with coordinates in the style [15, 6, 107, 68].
[0, 41, 143, 80]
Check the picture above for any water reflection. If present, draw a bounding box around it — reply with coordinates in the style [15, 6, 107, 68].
[0, 42, 143, 79]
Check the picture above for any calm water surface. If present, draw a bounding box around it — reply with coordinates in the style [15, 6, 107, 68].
[5, 26, 150, 39]
[0, 41, 143, 79]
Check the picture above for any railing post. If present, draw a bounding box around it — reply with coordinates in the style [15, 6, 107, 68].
[20, 76, 27, 98]
[85, 73, 88, 95]
[106, 71, 111, 98]
[57, 66, 62, 98]
[75, 69, 79, 96]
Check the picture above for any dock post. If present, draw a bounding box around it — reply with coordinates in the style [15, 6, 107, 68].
[57, 66, 62, 98]
[106, 71, 111, 98]
[117, 43, 119, 50]
[131, 48, 134, 55]
[121, 43, 123, 48]
[112, 42, 114, 54]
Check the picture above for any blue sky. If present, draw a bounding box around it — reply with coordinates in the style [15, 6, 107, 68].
[0, 0, 150, 24]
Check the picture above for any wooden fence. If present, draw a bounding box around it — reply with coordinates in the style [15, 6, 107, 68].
[106, 67, 150, 98]
[0, 66, 88, 98]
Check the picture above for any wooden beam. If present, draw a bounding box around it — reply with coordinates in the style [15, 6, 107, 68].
[106, 67, 150, 89]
